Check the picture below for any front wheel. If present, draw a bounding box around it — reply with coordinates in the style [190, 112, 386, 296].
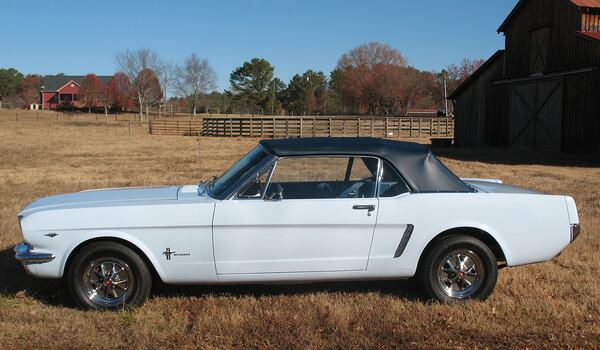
[418, 235, 498, 302]
[66, 241, 152, 310]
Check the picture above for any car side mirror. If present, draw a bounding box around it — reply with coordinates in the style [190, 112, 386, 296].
[265, 183, 283, 201]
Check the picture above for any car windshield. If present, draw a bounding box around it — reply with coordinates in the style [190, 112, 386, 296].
[210, 146, 269, 199]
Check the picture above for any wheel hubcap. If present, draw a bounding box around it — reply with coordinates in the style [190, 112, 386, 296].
[436, 249, 484, 299]
[83, 258, 134, 307]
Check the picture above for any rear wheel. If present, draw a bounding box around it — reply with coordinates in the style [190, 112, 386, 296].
[418, 235, 498, 302]
[66, 241, 152, 310]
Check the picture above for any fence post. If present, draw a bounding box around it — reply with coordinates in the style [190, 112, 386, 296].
[357, 118, 361, 137]
[385, 118, 389, 138]
[371, 118, 374, 137]
[272, 117, 275, 139]
[300, 118, 303, 138]
[430, 119, 434, 137]
[229, 118, 233, 137]
[313, 117, 316, 137]
[250, 118, 253, 138]
[409, 118, 413, 138]
[286, 119, 289, 138]
[328, 118, 332, 137]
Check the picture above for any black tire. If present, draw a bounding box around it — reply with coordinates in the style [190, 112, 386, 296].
[418, 235, 498, 303]
[66, 241, 152, 310]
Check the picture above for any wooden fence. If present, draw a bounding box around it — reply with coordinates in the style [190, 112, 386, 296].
[149, 116, 454, 139]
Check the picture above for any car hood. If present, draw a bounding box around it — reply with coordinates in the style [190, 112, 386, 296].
[19, 186, 182, 216]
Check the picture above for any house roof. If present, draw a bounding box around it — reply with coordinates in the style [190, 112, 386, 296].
[259, 137, 473, 193]
[578, 30, 600, 41]
[498, 0, 600, 33]
[447, 50, 505, 100]
[41, 75, 112, 92]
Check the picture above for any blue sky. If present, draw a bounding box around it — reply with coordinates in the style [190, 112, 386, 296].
[1, 0, 517, 91]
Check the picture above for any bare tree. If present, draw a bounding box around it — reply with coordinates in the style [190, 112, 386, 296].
[156, 62, 176, 106]
[115, 48, 164, 121]
[175, 54, 217, 116]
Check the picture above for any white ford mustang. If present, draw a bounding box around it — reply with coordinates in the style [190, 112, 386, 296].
[15, 137, 580, 310]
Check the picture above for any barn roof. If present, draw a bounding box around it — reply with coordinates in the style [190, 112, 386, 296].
[498, 0, 600, 33]
[578, 30, 600, 41]
[447, 50, 505, 100]
[259, 137, 473, 193]
[41, 75, 112, 92]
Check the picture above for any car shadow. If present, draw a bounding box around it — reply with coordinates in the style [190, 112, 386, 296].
[431, 146, 600, 167]
[0, 246, 422, 309]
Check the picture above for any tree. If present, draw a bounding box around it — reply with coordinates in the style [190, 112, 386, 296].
[228, 58, 275, 114]
[335, 42, 410, 115]
[156, 62, 175, 105]
[115, 48, 164, 120]
[174, 53, 217, 116]
[281, 70, 327, 115]
[135, 68, 163, 116]
[79, 74, 103, 113]
[446, 58, 485, 83]
[266, 78, 286, 115]
[19, 75, 42, 106]
[0, 68, 23, 100]
[106, 72, 134, 112]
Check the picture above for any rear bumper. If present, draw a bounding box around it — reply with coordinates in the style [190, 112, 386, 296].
[570, 224, 581, 243]
[14, 242, 55, 264]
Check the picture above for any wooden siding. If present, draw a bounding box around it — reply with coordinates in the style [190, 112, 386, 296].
[452, 0, 600, 154]
[453, 53, 506, 147]
[503, 0, 600, 76]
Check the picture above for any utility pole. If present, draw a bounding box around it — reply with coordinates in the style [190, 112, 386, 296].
[271, 80, 275, 115]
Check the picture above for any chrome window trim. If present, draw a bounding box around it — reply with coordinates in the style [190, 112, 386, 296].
[227, 157, 277, 200]
[230, 154, 381, 201]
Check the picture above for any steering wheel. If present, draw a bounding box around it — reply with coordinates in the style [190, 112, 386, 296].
[314, 182, 334, 198]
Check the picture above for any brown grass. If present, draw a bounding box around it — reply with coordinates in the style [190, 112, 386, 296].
[0, 110, 599, 349]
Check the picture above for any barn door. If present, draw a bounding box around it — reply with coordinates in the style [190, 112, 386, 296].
[509, 79, 562, 151]
[530, 27, 550, 75]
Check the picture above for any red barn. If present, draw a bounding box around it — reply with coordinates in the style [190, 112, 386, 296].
[41, 75, 112, 110]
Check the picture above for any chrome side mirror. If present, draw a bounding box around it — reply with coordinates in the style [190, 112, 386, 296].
[265, 183, 283, 201]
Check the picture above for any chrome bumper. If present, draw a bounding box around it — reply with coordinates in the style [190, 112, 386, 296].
[14, 242, 55, 264]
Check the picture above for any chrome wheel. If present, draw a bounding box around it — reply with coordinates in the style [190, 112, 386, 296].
[436, 250, 484, 299]
[82, 257, 134, 307]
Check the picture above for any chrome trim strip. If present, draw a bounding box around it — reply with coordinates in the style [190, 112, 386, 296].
[14, 242, 55, 264]
[393, 224, 414, 258]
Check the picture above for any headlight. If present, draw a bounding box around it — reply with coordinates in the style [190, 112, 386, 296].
[570, 224, 581, 242]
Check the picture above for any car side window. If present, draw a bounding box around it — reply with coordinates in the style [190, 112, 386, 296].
[378, 161, 410, 197]
[265, 156, 377, 200]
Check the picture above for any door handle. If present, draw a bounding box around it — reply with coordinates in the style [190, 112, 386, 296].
[352, 204, 375, 211]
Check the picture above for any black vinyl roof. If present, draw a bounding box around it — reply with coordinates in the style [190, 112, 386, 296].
[259, 137, 472, 193]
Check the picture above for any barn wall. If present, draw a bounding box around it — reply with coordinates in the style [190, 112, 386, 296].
[504, 0, 600, 76]
[454, 54, 505, 147]
[562, 70, 600, 154]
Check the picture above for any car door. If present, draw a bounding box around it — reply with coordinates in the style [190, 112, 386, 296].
[212, 155, 380, 274]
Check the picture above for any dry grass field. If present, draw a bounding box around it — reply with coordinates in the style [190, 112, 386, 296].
[0, 110, 599, 349]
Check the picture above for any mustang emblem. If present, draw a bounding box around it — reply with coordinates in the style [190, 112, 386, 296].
[162, 248, 175, 260]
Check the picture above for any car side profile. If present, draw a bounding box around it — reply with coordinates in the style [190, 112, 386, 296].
[15, 137, 580, 310]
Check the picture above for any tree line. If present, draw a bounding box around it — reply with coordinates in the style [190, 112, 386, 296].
[0, 42, 484, 119]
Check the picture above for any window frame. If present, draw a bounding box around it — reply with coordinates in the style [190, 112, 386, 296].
[231, 154, 392, 201]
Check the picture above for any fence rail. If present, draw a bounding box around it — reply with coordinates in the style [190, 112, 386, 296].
[149, 116, 454, 139]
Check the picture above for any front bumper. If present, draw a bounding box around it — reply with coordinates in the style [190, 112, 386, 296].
[14, 242, 55, 264]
